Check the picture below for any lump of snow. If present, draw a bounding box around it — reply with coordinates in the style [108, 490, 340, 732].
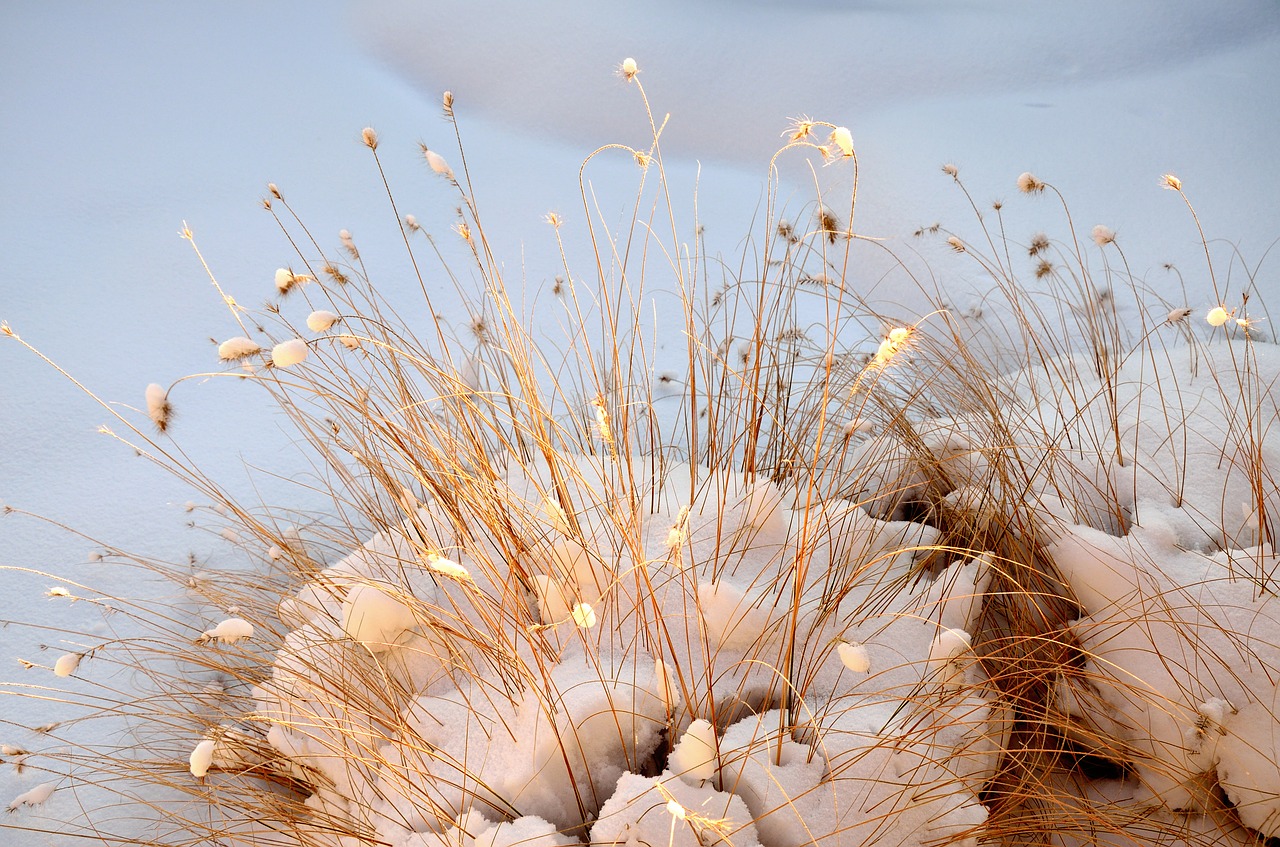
[669, 719, 718, 784]
[837, 640, 871, 674]
[340, 581, 417, 653]
[200, 617, 254, 644]
[217, 336, 261, 361]
[306, 310, 340, 332]
[189, 738, 215, 777]
[53, 652, 81, 677]
[6, 781, 55, 812]
[270, 338, 308, 368]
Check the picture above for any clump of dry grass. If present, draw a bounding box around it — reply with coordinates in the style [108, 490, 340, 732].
[3, 62, 1279, 847]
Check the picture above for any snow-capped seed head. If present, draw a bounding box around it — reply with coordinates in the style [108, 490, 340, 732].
[426, 553, 470, 581]
[46, 586, 70, 597]
[1017, 172, 1045, 193]
[422, 147, 454, 179]
[942, 163, 959, 178]
[666, 799, 687, 820]
[1207, 306, 1232, 327]
[306, 310, 340, 333]
[6, 781, 55, 812]
[571, 602, 597, 629]
[217, 336, 261, 361]
[946, 236, 965, 252]
[145, 383, 172, 432]
[1091, 224, 1116, 246]
[189, 739, 215, 778]
[837, 640, 871, 674]
[442, 90, 454, 112]
[843, 418, 873, 437]
[404, 213, 418, 231]
[619, 57, 638, 80]
[267, 544, 284, 561]
[361, 126, 378, 150]
[53, 653, 81, 678]
[829, 126, 854, 158]
[337, 334, 362, 350]
[274, 267, 294, 293]
[1161, 173, 1183, 191]
[1166, 307, 1193, 324]
[270, 339, 308, 368]
[267, 182, 282, 199]
[200, 617, 254, 644]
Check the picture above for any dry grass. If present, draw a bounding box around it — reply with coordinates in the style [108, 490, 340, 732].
[3, 64, 1278, 847]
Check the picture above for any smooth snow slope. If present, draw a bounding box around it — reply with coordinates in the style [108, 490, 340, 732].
[1, 2, 1278, 843]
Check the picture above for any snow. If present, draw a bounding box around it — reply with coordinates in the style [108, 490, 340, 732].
[3, 3, 1280, 847]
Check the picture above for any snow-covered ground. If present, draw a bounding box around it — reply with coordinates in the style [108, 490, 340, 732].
[3, 3, 1279, 845]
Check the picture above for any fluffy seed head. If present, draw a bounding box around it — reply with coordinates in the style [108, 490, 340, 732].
[270, 339, 308, 368]
[306, 310, 340, 333]
[145, 383, 172, 432]
[942, 163, 959, 178]
[947, 235, 965, 252]
[442, 90, 454, 112]
[1091, 224, 1116, 246]
[619, 57, 638, 80]
[1162, 173, 1183, 191]
[1017, 172, 1045, 193]
[361, 127, 378, 150]
[275, 268, 295, 294]
[1167, 307, 1193, 324]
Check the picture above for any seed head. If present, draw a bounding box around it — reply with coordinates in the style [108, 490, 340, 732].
[422, 146, 454, 179]
[1166, 307, 1193, 324]
[306, 310, 340, 333]
[1017, 172, 1045, 193]
[340, 229, 359, 259]
[1028, 232, 1050, 256]
[1206, 306, 1232, 327]
[942, 163, 959, 178]
[404, 214, 419, 231]
[442, 90, 454, 112]
[53, 652, 82, 678]
[946, 236, 965, 252]
[267, 183, 282, 199]
[784, 116, 816, 142]
[619, 57, 638, 80]
[1091, 224, 1116, 246]
[361, 127, 378, 150]
[271, 338, 309, 368]
[829, 126, 854, 158]
[146, 383, 172, 433]
[1161, 173, 1183, 191]
[217, 336, 262, 361]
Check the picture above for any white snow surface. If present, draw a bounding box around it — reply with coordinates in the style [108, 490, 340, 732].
[3, 3, 1280, 847]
